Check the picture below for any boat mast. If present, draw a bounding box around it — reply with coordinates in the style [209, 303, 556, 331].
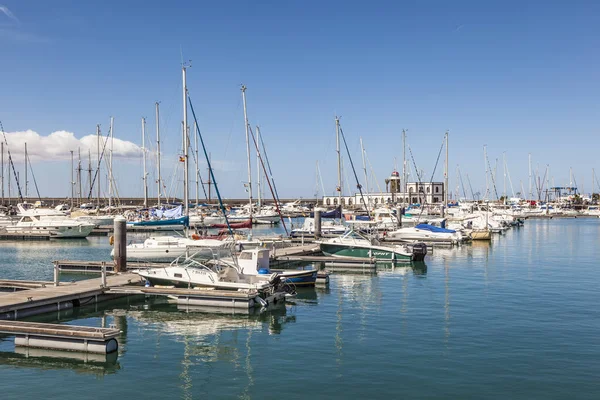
[335, 116, 342, 208]
[155, 102, 162, 206]
[402, 129, 407, 208]
[194, 121, 199, 207]
[503, 152, 507, 204]
[1, 141, 3, 204]
[24, 142, 27, 200]
[182, 65, 190, 219]
[77, 148, 82, 205]
[360, 137, 369, 209]
[87, 149, 92, 200]
[142, 117, 148, 208]
[256, 125, 261, 209]
[109, 117, 114, 210]
[484, 145, 488, 201]
[528, 153, 532, 202]
[70, 150, 74, 210]
[444, 130, 449, 210]
[96, 124, 101, 209]
[241, 85, 253, 221]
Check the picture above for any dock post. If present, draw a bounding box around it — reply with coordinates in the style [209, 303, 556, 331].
[314, 210, 322, 239]
[53, 261, 59, 287]
[101, 261, 107, 287]
[113, 216, 127, 273]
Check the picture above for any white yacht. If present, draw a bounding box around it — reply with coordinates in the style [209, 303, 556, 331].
[385, 223, 464, 244]
[119, 235, 236, 263]
[5, 212, 95, 238]
[290, 217, 347, 237]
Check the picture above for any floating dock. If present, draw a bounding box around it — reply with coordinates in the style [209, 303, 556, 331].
[0, 320, 120, 354]
[0, 273, 141, 320]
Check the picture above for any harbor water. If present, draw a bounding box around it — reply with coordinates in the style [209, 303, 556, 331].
[0, 218, 599, 399]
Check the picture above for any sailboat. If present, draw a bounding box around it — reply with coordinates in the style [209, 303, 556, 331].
[119, 65, 232, 262]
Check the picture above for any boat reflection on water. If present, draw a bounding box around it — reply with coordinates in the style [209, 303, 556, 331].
[0, 348, 120, 376]
[375, 262, 427, 276]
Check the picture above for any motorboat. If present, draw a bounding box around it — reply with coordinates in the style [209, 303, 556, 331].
[5, 213, 95, 238]
[385, 223, 464, 244]
[320, 230, 427, 262]
[118, 235, 235, 262]
[290, 217, 347, 238]
[215, 248, 318, 287]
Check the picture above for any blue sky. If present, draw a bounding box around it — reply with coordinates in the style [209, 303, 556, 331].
[0, 0, 598, 201]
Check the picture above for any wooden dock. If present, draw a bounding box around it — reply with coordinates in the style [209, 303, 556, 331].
[0, 273, 142, 320]
[55, 260, 167, 274]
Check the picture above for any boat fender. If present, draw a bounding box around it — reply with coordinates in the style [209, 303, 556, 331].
[191, 234, 200, 240]
[109, 235, 114, 246]
[258, 268, 270, 274]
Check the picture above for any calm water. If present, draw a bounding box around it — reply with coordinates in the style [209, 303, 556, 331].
[1, 219, 599, 399]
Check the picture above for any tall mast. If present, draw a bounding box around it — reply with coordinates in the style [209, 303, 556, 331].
[96, 124, 101, 209]
[256, 125, 261, 209]
[335, 116, 341, 207]
[444, 131, 449, 207]
[503, 152, 507, 204]
[1, 141, 3, 204]
[360, 137, 369, 208]
[70, 150, 74, 210]
[182, 65, 189, 218]
[528, 153, 532, 201]
[207, 152, 212, 203]
[155, 102, 161, 206]
[194, 121, 199, 207]
[593, 168, 595, 199]
[24, 142, 27, 200]
[108, 117, 114, 210]
[77, 148, 82, 205]
[484, 145, 488, 201]
[241, 85, 253, 220]
[402, 129, 407, 207]
[87, 149, 92, 198]
[142, 117, 148, 208]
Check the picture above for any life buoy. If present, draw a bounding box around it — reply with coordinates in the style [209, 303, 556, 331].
[109, 235, 114, 246]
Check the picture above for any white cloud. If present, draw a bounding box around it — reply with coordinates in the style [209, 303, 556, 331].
[2, 129, 141, 163]
[0, 5, 19, 24]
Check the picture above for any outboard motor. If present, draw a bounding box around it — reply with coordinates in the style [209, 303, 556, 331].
[411, 242, 428, 262]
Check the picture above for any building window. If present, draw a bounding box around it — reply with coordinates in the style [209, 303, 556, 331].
[349, 198, 353, 205]
[326, 198, 331, 205]
[334, 198, 338, 205]
[433, 197, 439, 203]
[435, 186, 439, 193]
[341, 198, 346, 205]
[427, 187, 430, 193]
[375, 198, 379, 204]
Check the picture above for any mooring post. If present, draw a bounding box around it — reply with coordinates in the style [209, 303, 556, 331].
[396, 207, 402, 228]
[53, 261, 59, 287]
[314, 210, 322, 240]
[101, 261, 107, 287]
[113, 216, 127, 273]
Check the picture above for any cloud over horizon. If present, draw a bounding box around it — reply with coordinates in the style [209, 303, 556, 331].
[2, 129, 142, 162]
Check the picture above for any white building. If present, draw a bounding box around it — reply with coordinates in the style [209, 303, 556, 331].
[322, 171, 445, 207]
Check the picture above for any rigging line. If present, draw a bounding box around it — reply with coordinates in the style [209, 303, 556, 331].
[257, 126, 283, 207]
[364, 150, 383, 193]
[339, 126, 370, 217]
[457, 166, 467, 200]
[26, 153, 41, 201]
[428, 136, 446, 184]
[466, 173, 475, 200]
[485, 153, 500, 200]
[0, 121, 23, 200]
[86, 125, 112, 200]
[186, 122, 208, 200]
[248, 125, 288, 234]
[188, 95, 233, 235]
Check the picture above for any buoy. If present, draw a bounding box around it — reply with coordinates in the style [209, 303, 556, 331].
[109, 235, 114, 246]
[191, 234, 200, 240]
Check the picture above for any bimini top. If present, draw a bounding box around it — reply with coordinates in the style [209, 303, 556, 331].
[415, 224, 456, 234]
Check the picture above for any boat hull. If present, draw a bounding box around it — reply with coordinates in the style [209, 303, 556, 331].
[5, 224, 94, 238]
[319, 243, 412, 261]
[277, 269, 318, 286]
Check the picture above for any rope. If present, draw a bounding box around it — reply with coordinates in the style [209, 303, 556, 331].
[339, 126, 370, 217]
[0, 121, 23, 200]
